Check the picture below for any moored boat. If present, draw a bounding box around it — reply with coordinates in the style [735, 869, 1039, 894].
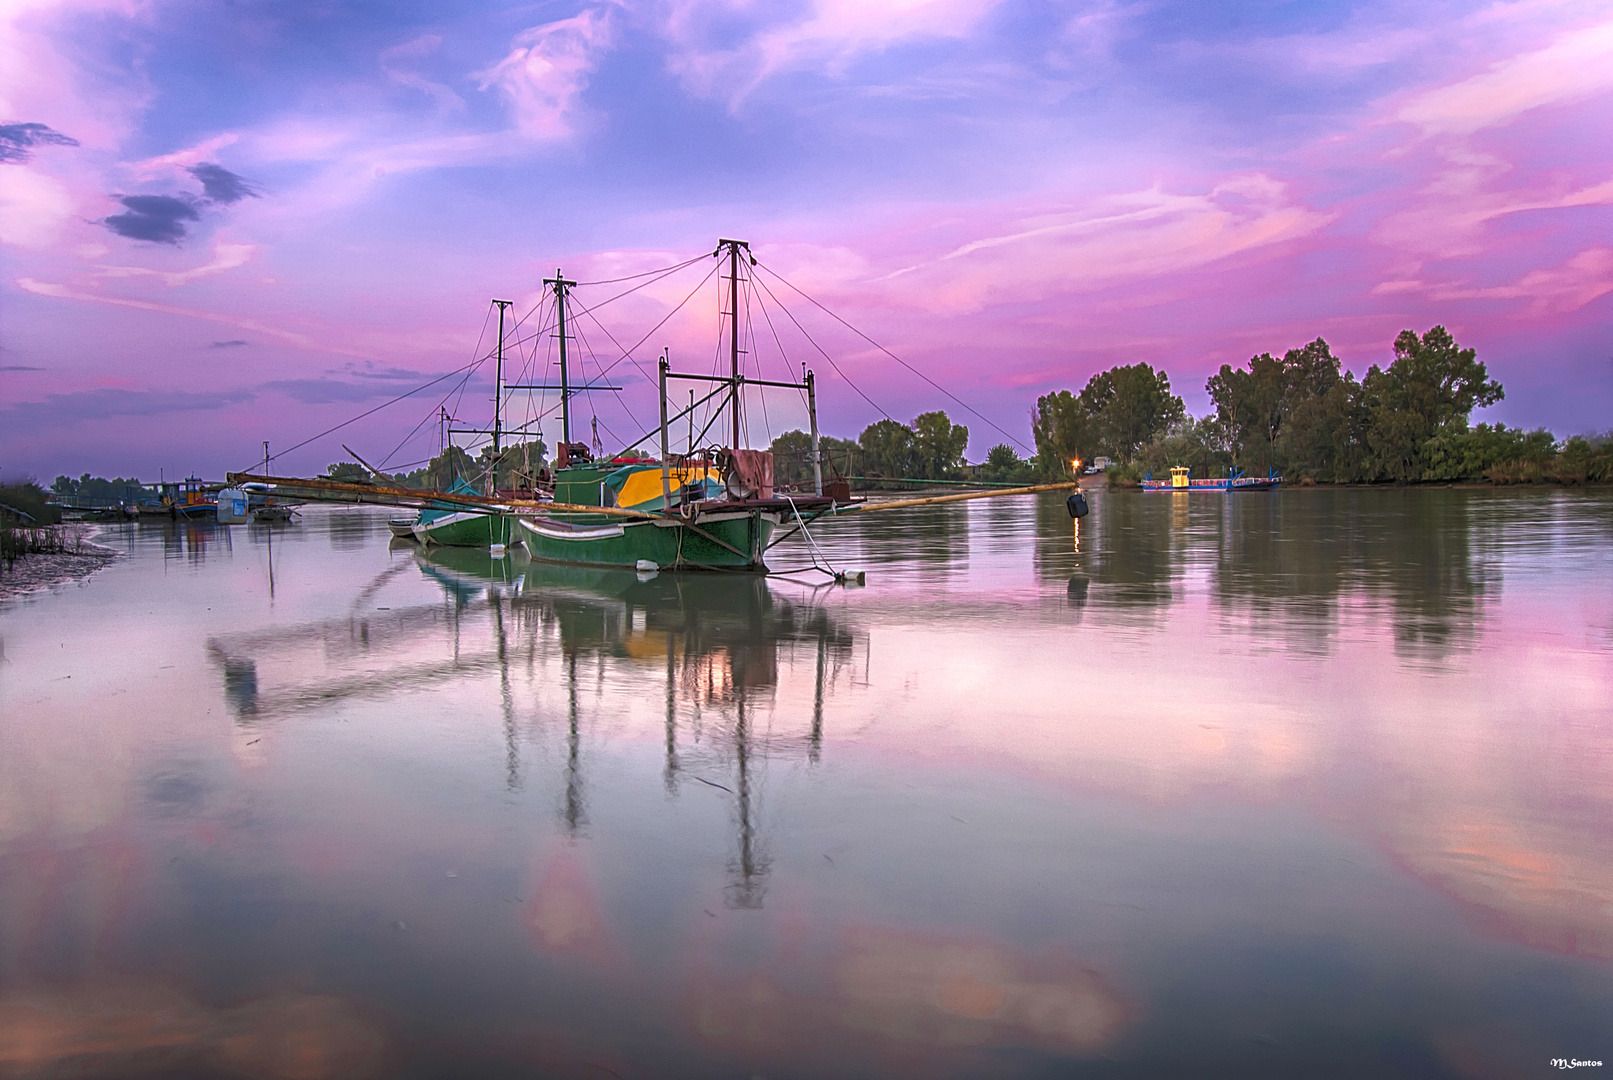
[1141, 466, 1280, 492]
[510, 246, 837, 572]
[225, 238, 1081, 574]
[411, 479, 513, 547]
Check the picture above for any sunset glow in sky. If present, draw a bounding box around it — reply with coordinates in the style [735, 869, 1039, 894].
[2, 0, 1611, 479]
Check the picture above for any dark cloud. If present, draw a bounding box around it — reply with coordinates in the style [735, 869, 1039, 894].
[0, 387, 256, 436]
[259, 379, 402, 404]
[104, 194, 201, 244]
[102, 164, 260, 245]
[0, 365, 44, 371]
[0, 122, 78, 164]
[340, 361, 429, 380]
[188, 162, 259, 204]
[210, 340, 250, 349]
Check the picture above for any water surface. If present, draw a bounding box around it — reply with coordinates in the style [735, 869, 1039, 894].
[2, 488, 1610, 1078]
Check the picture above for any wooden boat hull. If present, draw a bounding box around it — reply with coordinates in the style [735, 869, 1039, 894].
[413, 510, 512, 548]
[515, 508, 778, 571]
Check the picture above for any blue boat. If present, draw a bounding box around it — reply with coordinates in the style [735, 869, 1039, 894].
[1141, 466, 1280, 491]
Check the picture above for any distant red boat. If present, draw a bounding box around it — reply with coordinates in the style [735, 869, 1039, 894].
[1141, 467, 1281, 491]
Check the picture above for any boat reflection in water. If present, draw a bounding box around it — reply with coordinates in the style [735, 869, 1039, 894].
[14, 493, 1608, 1077]
[207, 544, 859, 910]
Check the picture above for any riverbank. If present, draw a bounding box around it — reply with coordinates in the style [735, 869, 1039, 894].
[0, 527, 118, 601]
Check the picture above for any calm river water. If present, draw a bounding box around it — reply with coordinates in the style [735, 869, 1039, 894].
[1, 488, 1610, 1078]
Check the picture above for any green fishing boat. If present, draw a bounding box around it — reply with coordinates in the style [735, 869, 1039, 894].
[411, 478, 513, 547]
[510, 244, 837, 572]
[391, 301, 523, 549]
[226, 238, 1081, 575]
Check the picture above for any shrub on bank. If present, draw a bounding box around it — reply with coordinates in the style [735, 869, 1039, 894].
[1105, 462, 1146, 487]
[0, 481, 60, 526]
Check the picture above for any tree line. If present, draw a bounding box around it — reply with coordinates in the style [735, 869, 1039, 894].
[1033, 326, 1612, 485]
[770, 410, 979, 489]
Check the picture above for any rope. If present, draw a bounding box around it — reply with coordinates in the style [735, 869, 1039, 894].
[781, 493, 835, 576]
[754, 261, 1032, 455]
[241, 358, 482, 472]
[574, 253, 706, 286]
[750, 272, 893, 422]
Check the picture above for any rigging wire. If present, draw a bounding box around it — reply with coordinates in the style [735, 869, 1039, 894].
[577, 302, 657, 391]
[262, 303, 497, 475]
[744, 275, 770, 446]
[244, 358, 484, 473]
[749, 274, 811, 412]
[504, 256, 706, 360]
[754, 260, 1033, 455]
[750, 272, 894, 423]
[587, 261, 720, 388]
[573, 253, 707, 286]
[571, 314, 643, 430]
[377, 360, 483, 471]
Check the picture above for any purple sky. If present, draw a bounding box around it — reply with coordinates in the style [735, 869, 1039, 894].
[2, 0, 1611, 481]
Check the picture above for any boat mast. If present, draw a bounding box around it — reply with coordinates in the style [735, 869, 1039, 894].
[492, 299, 511, 456]
[806, 364, 822, 496]
[504, 271, 617, 462]
[718, 239, 750, 449]
[544, 270, 576, 445]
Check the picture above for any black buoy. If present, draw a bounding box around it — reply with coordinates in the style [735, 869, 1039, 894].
[1066, 491, 1089, 518]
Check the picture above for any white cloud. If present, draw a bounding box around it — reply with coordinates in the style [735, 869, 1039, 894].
[858, 174, 1331, 313]
[477, 9, 615, 139]
[0, 165, 74, 248]
[1420, 247, 1613, 314]
[95, 240, 257, 286]
[381, 34, 465, 113]
[132, 134, 241, 178]
[661, 0, 1008, 105]
[1397, 19, 1613, 135]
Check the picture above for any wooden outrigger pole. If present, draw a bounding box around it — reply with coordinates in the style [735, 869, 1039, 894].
[827, 481, 1080, 516]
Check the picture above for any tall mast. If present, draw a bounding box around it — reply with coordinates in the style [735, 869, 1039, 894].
[729, 243, 740, 449]
[492, 299, 512, 455]
[544, 270, 577, 444]
[718, 239, 749, 449]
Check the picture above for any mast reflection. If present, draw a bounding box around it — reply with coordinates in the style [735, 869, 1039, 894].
[205, 546, 864, 909]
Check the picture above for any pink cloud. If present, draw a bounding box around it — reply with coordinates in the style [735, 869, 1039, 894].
[661, 0, 1010, 106]
[95, 240, 257, 287]
[1396, 19, 1613, 136]
[380, 34, 465, 113]
[1425, 246, 1613, 314]
[0, 165, 74, 248]
[477, 9, 615, 139]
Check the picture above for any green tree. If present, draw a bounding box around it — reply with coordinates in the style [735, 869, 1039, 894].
[325, 462, 372, 483]
[982, 443, 1035, 484]
[477, 438, 547, 491]
[1032, 389, 1099, 477]
[769, 430, 815, 487]
[1138, 416, 1233, 478]
[769, 431, 859, 489]
[1421, 423, 1556, 482]
[1207, 338, 1342, 473]
[858, 419, 917, 483]
[1081, 362, 1185, 463]
[1278, 374, 1369, 482]
[911, 410, 968, 479]
[1362, 326, 1503, 481]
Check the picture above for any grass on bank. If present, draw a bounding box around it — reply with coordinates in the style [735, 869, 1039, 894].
[1, 480, 80, 571]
